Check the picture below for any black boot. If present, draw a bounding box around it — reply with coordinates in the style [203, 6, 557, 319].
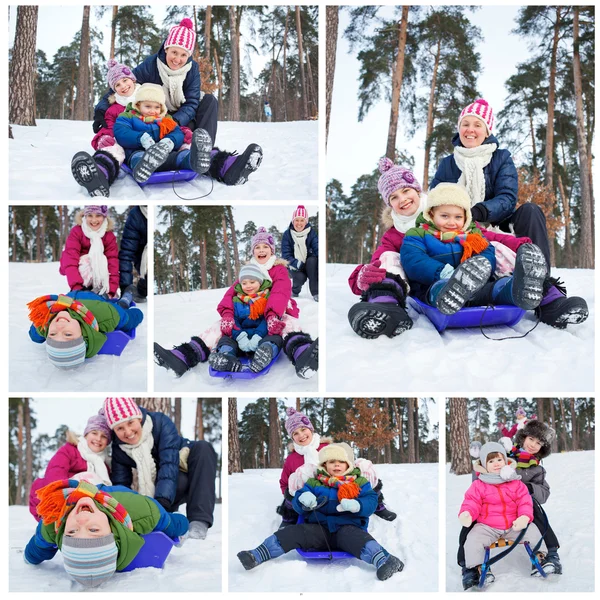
[283, 332, 318, 379]
[373, 480, 397, 521]
[208, 336, 242, 372]
[537, 277, 589, 329]
[249, 335, 283, 373]
[461, 566, 479, 590]
[71, 150, 118, 197]
[133, 139, 174, 183]
[154, 336, 209, 377]
[537, 548, 562, 575]
[209, 144, 263, 185]
[189, 128, 212, 174]
[237, 550, 259, 570]
[275, 496, 298, 529]
[376, 555, 404, 581]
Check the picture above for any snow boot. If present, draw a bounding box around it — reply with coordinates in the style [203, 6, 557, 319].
[118, 288, 134, 309]
[348, 274, 413, 339]
[535, 548, 562, 575]
[376, 555, 404, 581]
[373, 480, 397, 521]
[209, 144, 263, 185]
[132, 138, 174, 183]
[154, 336, 209, 377]
[537, 277, 588, 329]
[71, 150, 118, 197]
[209, 336, 242, 372]
[313, 295, 319, 302]
[275, 496, 298, 529]
[510, 243, 548, 309]
[430, 255, 492, 315]
[189, 128, 213, 174]
[360, 540, 403, 580]
[188, 521, 209, 540]
[249, 335, 282, 373]
[283, 332, 318, 379]
[461, 566, 479, 590]
[237, 534, 285, 570]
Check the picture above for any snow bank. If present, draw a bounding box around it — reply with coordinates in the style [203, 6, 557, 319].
[228, 464, 438, 592]
[9, 119, 317, 201]
[326, 264, 594, 393]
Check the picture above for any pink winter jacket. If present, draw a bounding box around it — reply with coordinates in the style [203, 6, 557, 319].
[459, 478, 533, 530]
[279, 439, 331, 494]
[59, 216, 119, 295]
[91, 101, 127, 150]
[217, 259, 300, 324]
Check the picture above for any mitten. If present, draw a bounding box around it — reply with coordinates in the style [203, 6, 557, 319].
[220, 318, 234, 337]
[70, 283, 84, 291]
[155, 137, 175, 153]
[140, 132, 155, 150]
[97, 134, 115, 149]
[337, 499, 360, 513]
[500, 465, 515, 480]
[512, 515, 529, 531]
[298, 491, 317, 510]
[248, 334, 262, 351]
[469, 441, 482, 458]
[155, 497, 172, 511]
[499, 437, 513, 452]
[440, 263, 455, 279]
[164, 512, 189, 538]
[92, 109, 108, 133]
[267, 314, 285, 336]
[458, 511, 472, 527]
[296, 260, 304, 270]
[236, 331, 251, 351]
[357, 260, 386, 291]
[471, 203, 489, 223]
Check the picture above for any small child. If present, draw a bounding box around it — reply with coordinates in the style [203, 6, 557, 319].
[237, 443, 404, 581]
[113, 82, 212, 184]
[60, 205, 119, 298]
[27, 291, 144, 368]
[208, 264, 273, 373]
[401, 183, 548, 315]
[29, 413, 112, 520]
[459, 442, 539, 590]
[498, 406, 537, 439]
[24, 478, 189, 588]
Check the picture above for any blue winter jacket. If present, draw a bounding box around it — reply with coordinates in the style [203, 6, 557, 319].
[292, 476, 378, 533]
[429, 134, 518, 225]
[119, 207, 147, 289]
[95, 42, 201, 127]
[110, 408, 193, 504]
[281, 224, 319, 270]
[232, 301, 268, 340]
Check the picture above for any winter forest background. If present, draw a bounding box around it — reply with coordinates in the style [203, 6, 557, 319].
[326, 6, 595, 269]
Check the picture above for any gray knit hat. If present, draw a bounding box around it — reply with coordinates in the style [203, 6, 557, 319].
[239, 264, 264, 284]
[478, 441, 507, 469]
[46, 337, 86, 369]
[61, 534, 118, 587]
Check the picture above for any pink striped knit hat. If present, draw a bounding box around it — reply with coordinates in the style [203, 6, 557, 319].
[102, 398, 142, 429]
[164, 18, 196, 55]
[458, 98, 494, 135]
[293, 205, 308, 220]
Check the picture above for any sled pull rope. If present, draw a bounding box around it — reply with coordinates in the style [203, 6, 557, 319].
[478, 304, 541, 341]
[171, 172, 214, 201]
[308, 497, 334, 561]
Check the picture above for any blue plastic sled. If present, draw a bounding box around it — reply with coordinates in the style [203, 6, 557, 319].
[98, 300, 137, 356]
[295, 514, 354, 560]
[410, 297, 525, 333]
[121, 163, 197, 187]
[119, 532, 178, 572]
[208, 350, 282, 380]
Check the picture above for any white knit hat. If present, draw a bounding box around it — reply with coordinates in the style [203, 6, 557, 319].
[424, 183, 473, 230]
[318, 443, 355, 475]
[135, 83, 168, 118]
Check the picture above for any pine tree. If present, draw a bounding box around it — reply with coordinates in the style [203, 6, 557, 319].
[228, 398, 243, 474]
[325, 6, 339, 145]
[449, 398, 471, 475]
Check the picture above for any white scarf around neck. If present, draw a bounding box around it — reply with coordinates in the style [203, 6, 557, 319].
[293, 432, 321, 466]
[250, 255, 277, 282]
[118, 417, 157, 497]
[113, 82, 140, 108]
[290, 226, 310, 263]
[156, 58, 192, 113]
[77, 437, 112, 484]
[391, 194, 428, 233]
[80, 218, 110, 295]
[453, 143, 497, 206]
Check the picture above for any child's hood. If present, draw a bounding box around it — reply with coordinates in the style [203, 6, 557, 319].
[272, 257, 289, 268]
[75, 211, 114, 231]
[473, 456, 518, 475]
[66, 430, 80, 446]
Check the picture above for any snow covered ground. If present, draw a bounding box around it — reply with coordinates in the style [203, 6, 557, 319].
[9, 119, 318, 201]
[9, 503, 222, 592]
[154, 286, 319, 392]
[326, 264, 594, 393]
[446, 451, 595, 592]
[9, 262, 147, 392]
[228, 464, 438, 592]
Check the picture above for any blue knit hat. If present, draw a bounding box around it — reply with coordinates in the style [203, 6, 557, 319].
[46, 337, 86, 369]
[61, 534, 118, 587]
[239, 264, 264, 284]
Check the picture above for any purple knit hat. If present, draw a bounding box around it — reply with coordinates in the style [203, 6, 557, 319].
[106, 59, 136, 91]
[251, 226, 276, 255]
[84, 413, 112, 440]
[84, 205, 108, 217]
[377, 158, 422, 207]
[285, 407, 314, 436]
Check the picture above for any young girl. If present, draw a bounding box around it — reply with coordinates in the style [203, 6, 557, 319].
[154, 227, 319, 379]
[400, 183, 548, 315]
[24, 478, 189, 587]
[60, 205, 119, 298]
[277, 408, 396, 528]
[29, 414, 112, 520]
[459, 441, 538, 590]
[497, 405, 537, 439]
[431, 97, 588, 328]
[27, 291, 143, 368]
[104, 397, 217, 540]
[93, 18, 262, 187]
[237, 443, 404, 581]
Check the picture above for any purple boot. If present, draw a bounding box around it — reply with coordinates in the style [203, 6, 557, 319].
[283, 332, 318, 379]
[537, 277, 589, 329]
[208, 144, 263, 185]
[154, 336, 209, 377]
[348, 274, 413, 339]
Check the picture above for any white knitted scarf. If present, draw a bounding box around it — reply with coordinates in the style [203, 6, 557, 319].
[453, 143, 497, 206]
[250, 255, 277, 282]
[292, 432, 321, 466]
[290, 227, 310, 263]
[77, 437, 112, 485]
[79, 218, 110, 295]
[156, 58, 192, 113]
[118, 417, 157, 497]
[391, 194, 428, 233]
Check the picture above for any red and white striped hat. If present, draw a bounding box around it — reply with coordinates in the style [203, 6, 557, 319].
[164, 18, 196, 55]
[458, 98, 494, 135]
[103, 397, 142, 429]
[293, 205, 308, 220]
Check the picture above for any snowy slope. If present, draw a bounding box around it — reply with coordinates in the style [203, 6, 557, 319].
[446, 451, 595, 592]
[9, 262, 147, 392]
[326, 264, 594, 393]
[9, 503, 222, 592]
[9, 119, 318, 201]
[154, 286, 318, 392]
[228, 464, 438, 592]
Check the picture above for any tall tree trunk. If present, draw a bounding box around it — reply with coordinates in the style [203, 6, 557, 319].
[35, 207, 42, 262]
[268, 398, 282, 468]
[174, 398, 181, 434]
[422, 36, 441, 189]
[9, 5, 38, 126]
[204, 6, 212, 59]
[386, 6, 409, 160]
[228, 399, 243, 473]
[383, 399, 392, 463]
[110, 6, 118, 59]
[200, 231, 208, 289]
[557, 173, 572, 267]
[16, 402, 24, 504]
[305, 47, 316, 116]
[449, 398, 471, 475]
[282, 8, 290, 121]
[325, 6, 339, 148]
[414, 399, 419, 463]
[570, 398, 577, 450]
[391, 399, 403, 461]
[11, 209, 17, 261]
[295, 6, 309, 120]
[407, 398, 416, 463]
[228, 6, 240, 120]
[196, 399, 204, 440]
[529, 112, 538, 173]
[137, 398, 172, 415]
[558, 398, 567, 452]
[213, 47, 223, 105]
[572, 7, 594, 268]
[226, 206, 240, 272]
[24, 399, 33, 505]
[550, 400, 558, 454]
[544, 7, 561, 188]
[222, 213, 233, 286]
[73, 6, 91, 121]
[169, 210, 178, 293]
[535, 398, 545, 423]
